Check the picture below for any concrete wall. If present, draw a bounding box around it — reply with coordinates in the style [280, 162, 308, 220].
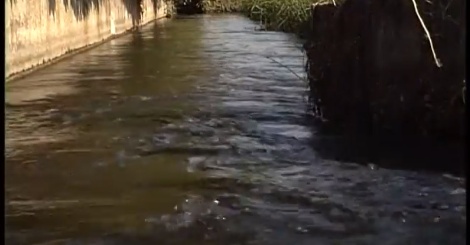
[5, 0, 172, 79]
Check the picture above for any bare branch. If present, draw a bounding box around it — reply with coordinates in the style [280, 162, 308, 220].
[411, 0, 443, 68]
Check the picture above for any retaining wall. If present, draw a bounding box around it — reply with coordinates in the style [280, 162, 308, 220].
[5, 0, 172, 79]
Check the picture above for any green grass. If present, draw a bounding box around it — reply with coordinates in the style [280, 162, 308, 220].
[200, 0, 337, 34]
[202, 0, 243, 12]
[240, 0, 332, 32]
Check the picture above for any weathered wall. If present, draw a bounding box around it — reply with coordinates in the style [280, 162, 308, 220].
[6, 0, 172, 79]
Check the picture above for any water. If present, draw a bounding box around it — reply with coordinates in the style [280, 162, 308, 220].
[5, 15, 466, 245]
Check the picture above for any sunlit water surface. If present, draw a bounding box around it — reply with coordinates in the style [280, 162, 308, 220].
[5, 15, 466, 245]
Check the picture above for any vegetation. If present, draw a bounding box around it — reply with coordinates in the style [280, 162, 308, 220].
[242, 0, 347, 34]
[189, 0, 343, 35]
[201, 0, 243, 12]
[240, 0, 313, 32]
[199, 0, 338, 33]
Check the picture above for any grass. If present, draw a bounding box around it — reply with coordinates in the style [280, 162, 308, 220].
[200, 0, 338, 34]
[240, 0, 334, 33]
[202, 0, 243, 12]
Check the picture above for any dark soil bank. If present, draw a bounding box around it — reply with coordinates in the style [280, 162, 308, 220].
[176, 0, 241, 14]
[304, 0, 466, 141]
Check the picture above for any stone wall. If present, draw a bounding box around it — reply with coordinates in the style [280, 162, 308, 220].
[6, 0, 172, 79]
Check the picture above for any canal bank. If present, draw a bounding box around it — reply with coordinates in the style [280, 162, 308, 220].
[6, 0, 174, 81]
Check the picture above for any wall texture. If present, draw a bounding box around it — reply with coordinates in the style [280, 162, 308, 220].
[6, 0, 172, 79]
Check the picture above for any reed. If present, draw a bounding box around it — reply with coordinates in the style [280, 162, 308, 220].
[202, 0, 243, 12]
[240, 0, 336, 32]
[200, 0, 339, 34]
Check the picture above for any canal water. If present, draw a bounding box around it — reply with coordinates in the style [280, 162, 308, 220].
[5, 15, 466, 245]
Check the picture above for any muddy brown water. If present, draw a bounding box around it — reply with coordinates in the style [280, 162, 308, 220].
[5, 15, 466, 245]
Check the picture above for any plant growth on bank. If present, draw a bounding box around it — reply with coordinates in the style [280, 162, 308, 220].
[240, 0, 338, 32]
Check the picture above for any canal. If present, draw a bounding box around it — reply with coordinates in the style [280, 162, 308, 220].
[5, 15, 466, 244]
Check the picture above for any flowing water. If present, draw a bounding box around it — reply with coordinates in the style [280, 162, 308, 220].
[5, 15, 466, 245]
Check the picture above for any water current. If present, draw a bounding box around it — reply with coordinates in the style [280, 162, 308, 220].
[5, 15, 466, 245]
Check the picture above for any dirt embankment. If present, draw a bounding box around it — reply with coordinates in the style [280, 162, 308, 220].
[304, 0, 465, 140]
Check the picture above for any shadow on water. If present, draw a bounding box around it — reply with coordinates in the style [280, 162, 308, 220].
[307, 127, 466, 177]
